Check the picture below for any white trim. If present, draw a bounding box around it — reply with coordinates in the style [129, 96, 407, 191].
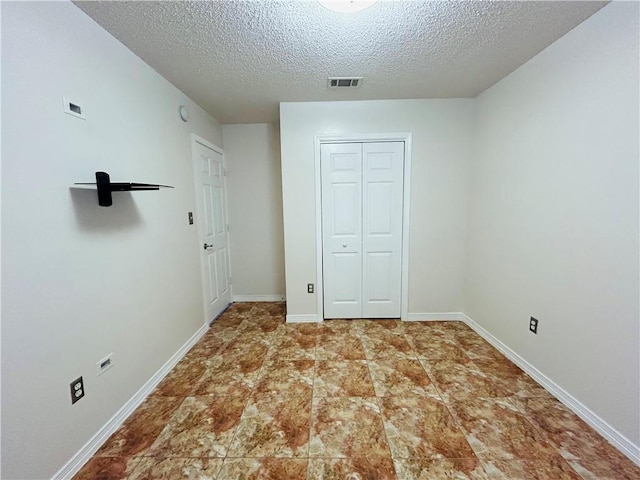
[314, 138, 325, 324]
[51, 324, 209, 480]
[286, 314, 320, 323]
[232, 295, 285, 302]
[314, 133, 413, 321]
[462, 314, 640, 466]
[190, 134, 233, 325]
[406, 312, 465, 321]
[400, 137, 412, 321]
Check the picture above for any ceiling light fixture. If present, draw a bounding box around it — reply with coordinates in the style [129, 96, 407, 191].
[318, 0, 378, 13]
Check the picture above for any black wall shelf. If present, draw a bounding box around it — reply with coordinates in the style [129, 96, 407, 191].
[75, 171, 174, 207]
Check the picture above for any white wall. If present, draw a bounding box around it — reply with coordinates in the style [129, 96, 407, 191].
[465, 1, 639, 448]
[222, 123, 285, 299]
[280, 99, 473, 318]
[1, 3, 222, 478]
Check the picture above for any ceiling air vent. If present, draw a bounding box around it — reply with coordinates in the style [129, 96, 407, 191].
[328, 77, 363, 89]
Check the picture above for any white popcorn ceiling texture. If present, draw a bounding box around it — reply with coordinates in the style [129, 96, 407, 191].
[75, 1, 607, 123]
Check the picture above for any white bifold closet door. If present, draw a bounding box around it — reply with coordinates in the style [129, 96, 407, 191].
[321, 142, 404, 319]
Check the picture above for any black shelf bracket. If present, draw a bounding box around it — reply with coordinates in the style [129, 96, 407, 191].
[75, 171, 174, 207]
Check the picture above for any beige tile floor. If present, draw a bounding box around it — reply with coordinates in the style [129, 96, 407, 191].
[74, 302, 640, 480]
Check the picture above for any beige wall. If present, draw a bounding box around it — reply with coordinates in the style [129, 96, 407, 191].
[465, 1, 639, 446]
[1, 3, 222, 478]
[280, 99, 474, 318]
[222, 123, 286, 299]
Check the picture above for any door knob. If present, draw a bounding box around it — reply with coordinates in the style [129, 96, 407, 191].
[342, 243, 347, 248]
[203, 243, 214, 250]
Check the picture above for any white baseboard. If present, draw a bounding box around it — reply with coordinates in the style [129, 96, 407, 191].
[286, 312, 465, 323]
[406, 312, 465, 321]
[232, 295, 285, 302]
[286, 313, 320, 323]
[462, 314, 640, 466]
[51, 323, 209, 480]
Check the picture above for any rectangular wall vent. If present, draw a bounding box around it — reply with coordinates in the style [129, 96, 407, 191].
[328, 77, 363, 89]
[63, 96, 86, 120]
[96, 353, 114, 376]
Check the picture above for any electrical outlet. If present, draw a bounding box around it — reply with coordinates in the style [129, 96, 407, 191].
[307, 283, 314, 294]
[529, 317, 539, 334]
[70, 376, 85, 404]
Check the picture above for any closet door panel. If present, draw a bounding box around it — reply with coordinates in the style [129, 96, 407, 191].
[321, 143, 363, 319]
[362, 142, 404, 318]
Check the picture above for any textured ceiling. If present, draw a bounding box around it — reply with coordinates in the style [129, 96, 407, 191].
[75, 1, 607, 124]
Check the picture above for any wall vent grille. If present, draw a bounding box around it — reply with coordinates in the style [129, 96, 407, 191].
[328, 77, 363, 88]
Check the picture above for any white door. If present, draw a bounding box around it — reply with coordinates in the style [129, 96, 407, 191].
[321, 143, 363, 319]
[193, 139, 231, 323]
[321, 142, 404, 319]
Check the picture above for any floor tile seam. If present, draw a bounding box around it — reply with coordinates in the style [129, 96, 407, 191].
[476, 452, 586, 478]
[314, 394, 464, 400]
[222, 454, 311, 459]
[362, 353, 420, 362]
[402, 332, 420, 352]
[136, 396, 191, 451]
[311, 394, 383, 399]
[565, 459, 634, 480]
[458, 456, 507, 479]
[118, 455, 146, 480]
[379, 419, 479, 460]
[175, 368, 212, 397]
[456, 414, 568, 465]
[330, 355, 376, 398]
[390, 455, 483, 461]
[416, 354, 447, 405]
[512, 406, 570, 459]
[221, 366, 262, 467]
[443, 394, 519, 424]
[254, 346, 278, 381]
[128, 454, 236, 459]
[434, 388, 478, 440]
[308, 455, 397, 459]
[355, 330, 407, 341]
[409, 363, 476, 447]
[442, 393, 535, 403]
[364, 359, 385, 398]
[372, 393, 400, 477]
[304, 355, 318, 460]
[403, 334, 424, 360]
[359, 331, 421, 358]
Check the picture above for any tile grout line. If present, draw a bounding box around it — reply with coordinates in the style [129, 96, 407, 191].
[502, 394, 589, 480]
[305, 329, 319, 477]
[369, 366, 400, 477]
[406, 328, 498, 478]
[361, 324, 397, 472]
[212, 308, 266, 479]
[430, 329, 587, 478]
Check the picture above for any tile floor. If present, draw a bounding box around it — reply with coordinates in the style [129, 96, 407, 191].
[74, 302, 640, 480]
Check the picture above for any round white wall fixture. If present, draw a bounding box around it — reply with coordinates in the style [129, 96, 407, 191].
[179, 105, 189, 122]
[318, 0, 378, 13]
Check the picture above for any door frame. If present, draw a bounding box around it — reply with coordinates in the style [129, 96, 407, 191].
[314, 133, 412, 321]
[191, 133, 234, 326]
